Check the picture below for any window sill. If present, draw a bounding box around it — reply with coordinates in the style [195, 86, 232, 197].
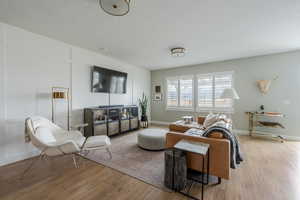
[196, 108, 234, 114]
[165, 107, 234, 113]
[166, 107, 194, 112]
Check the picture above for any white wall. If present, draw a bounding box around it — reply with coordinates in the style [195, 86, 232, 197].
[0, 23, 5, 162]
[151, 51, 300, 139]
[71, 47, 151, 125]
[0, 22, 151, 166]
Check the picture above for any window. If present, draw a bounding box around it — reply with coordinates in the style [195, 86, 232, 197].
[179, 77, 193, 107]
[166, 72, 233, 112]
[167, 79, 178, 107]
[166, 76, 193, 109]
[198, 75, 213, 108]
[197, 72, 233, 111]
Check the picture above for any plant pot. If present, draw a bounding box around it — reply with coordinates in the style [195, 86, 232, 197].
[141, 115, 148, 122]
[141, 115, 148, 128]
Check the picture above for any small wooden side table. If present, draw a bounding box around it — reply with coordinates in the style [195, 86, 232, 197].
[245, 112, 286, 142]
[173, 139, 210, 200]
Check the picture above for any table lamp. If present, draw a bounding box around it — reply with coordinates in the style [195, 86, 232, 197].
[221, 88, 240, 100]
[221, 88, 240, 120]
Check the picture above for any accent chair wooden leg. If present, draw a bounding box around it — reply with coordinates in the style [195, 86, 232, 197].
[106, 147, 112, 160]
[81, 150, 90, 156]
[20, 152, 44, 180]
[72, 154, 79, 168]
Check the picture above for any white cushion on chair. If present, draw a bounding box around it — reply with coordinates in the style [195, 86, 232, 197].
[55, 130, 86, 147]
[35, 127, 57, 144]
[83, 136, 111, 149]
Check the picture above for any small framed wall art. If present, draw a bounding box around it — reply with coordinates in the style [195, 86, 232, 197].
[154, 93, 162, 101]
[153, 85, 162, 101]
[155, 85, 161, 93]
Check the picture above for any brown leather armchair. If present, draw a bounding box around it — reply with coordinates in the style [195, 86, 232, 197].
[166, 116, 231, 180]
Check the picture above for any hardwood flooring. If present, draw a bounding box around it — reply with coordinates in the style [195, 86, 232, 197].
[0, 134, 300, 200]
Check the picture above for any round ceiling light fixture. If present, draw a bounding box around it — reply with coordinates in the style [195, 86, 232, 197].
[171, 47, 186, 57]
[99, 0, 131, 16]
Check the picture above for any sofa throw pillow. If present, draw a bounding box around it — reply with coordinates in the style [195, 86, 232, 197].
[203, 113, 219, 128]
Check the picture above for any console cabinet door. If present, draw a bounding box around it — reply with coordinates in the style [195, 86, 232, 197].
[131, 118, 139, 129]
[94, 124, 107, 135]
[108, 121, 119, 136]
[121, 120, 130, 132]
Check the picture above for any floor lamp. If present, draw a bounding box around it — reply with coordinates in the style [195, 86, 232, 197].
[52, 87, 70, 130]
[220, 88, 240, 119]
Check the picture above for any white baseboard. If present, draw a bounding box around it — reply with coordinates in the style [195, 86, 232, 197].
[0, 150, 40, 167]
[283, 135, 300, 141]
[150, 120, 170, 125]
[235, 129, 300, 141]
[150, 121, 300, 141]
[233, 129, 249, 135]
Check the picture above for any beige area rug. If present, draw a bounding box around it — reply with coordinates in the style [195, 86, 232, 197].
[83, 130, 170, 191]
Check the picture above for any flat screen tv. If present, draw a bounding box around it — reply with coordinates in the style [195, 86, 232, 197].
[91, 66, 127, 94]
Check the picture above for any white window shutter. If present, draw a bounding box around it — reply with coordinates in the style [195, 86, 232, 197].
[197, 75, 213, 109]
[167, 79, 178, 107]
[166, 71, 233, 112]
[179, 76, 193, 107]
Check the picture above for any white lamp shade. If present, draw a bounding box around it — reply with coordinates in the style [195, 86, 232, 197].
[221, 88, 240, 100]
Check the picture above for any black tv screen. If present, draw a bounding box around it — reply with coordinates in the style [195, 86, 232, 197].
[91, 66, 127, 94]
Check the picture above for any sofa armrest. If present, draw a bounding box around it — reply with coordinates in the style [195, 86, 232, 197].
[165, 131, 230, 179]
[169, 124, 190, 133]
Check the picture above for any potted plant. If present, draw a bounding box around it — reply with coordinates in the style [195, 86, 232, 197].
[139, 93, 148, 124]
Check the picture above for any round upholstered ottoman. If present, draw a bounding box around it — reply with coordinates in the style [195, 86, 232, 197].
[137, 128, 168, 150]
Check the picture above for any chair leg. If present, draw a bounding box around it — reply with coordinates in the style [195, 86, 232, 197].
[20, 152, 43, 180]
[106, 147, 112, 160]
[72, 154, 79, 168]
[82, 150, 90, 156]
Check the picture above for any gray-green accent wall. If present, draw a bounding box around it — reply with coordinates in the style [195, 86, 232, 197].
[151, 51, 300, 138]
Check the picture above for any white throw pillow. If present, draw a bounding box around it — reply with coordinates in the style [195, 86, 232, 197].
[203, 113, 219, 128]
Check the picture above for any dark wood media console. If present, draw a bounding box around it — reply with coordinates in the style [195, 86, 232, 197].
[84, 105, 139, 137]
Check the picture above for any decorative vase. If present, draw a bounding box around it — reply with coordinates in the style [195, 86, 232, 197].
[141, 115, 148, 128]
[139, 93, 148, 128]
[141, 115, 148, 122]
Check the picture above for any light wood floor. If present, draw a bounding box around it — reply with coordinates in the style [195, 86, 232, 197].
[1, 134, 300, 200]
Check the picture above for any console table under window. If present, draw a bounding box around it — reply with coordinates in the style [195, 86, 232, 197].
[245, 112, 286, 142]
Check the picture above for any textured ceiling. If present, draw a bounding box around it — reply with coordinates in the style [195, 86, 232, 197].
[0, 0, 299, 70]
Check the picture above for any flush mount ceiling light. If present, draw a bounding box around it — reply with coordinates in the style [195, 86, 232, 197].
[99, 0, 131, 16]
[171, 47, 186, 57]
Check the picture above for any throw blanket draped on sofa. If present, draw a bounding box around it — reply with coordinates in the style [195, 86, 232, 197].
[203, 125, 243, 169]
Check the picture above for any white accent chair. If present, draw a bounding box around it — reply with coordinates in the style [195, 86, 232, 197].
[23, 116, 111, 176]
